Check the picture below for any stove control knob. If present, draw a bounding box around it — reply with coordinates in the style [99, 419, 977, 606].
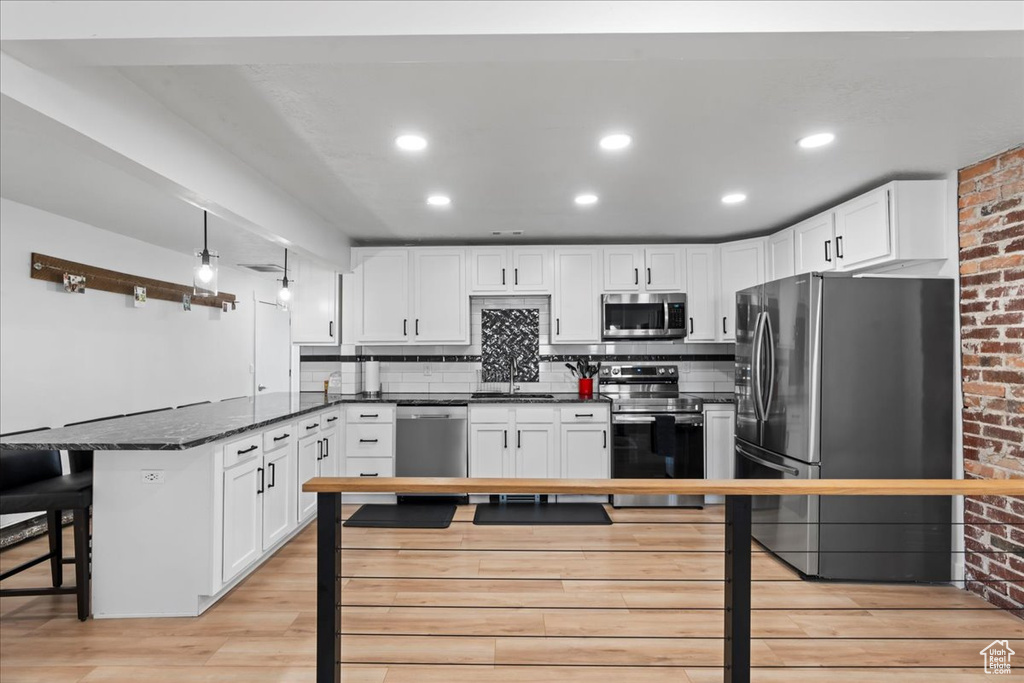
[611, 367, 621, 375]
[657, 368, 666, 375]
[668, 367, 676, 374]
[601, 367, 610, 375]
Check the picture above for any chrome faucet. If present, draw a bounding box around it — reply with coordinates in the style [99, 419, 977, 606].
[508, 356, 519, 394]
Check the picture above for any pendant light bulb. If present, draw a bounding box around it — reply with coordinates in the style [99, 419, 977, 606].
[277, 248, 292, 307]
[197, 262, 214, 283]
[193, 210, 219, 296]
[278, 285, 292, 302]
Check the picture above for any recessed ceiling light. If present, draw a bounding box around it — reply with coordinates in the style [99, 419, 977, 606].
[395, 134, 428, 151]
[599, 133, 632, 151]
[797, 132, 835, 149]
[426, 194, 451, 207]
[575, 193, 599, 206]
[721, 193, 747, 205]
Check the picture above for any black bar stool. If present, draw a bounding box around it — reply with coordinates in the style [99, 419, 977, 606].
[0, 428, 92, 621]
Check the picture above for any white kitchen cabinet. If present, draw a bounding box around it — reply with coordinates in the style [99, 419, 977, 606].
[602, 247, 682, 293]
[291, 258, 339, 345]
[512, 247, 553, 292]
[834, 188, 890, 269]
[767, 228, 795, 282]
[296, 431, 320, 521]
[552, 248, 602, 343]
[718, 238, 766, 342]
[295, 411, 338, 521]
[603, 247, 644, 292]
[644, 246, 684, 292]
[318, 410, 342, 478]
[469, 406, 558, 479]
[515, 423, 558, 478]
[261, 441, 296, 549]
[412, 249, 469, 343]
[469, 422, 512, 478]
[793, 212, 837, 274]
[684, 246, 718, 343]
[222, 456, 263, 583]
[469, 248, 510, 293]
[560, 424, 609, 479]
[703, 405, 736, 505]
[354, 248, 411, 343]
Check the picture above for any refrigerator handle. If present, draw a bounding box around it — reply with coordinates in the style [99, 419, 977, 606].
[763, 311, 776, 419]
[751, 311, 766, 422]
[736, 443, 800, 477]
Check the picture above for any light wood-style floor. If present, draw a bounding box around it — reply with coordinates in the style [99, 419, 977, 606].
[1, 505, 1021, 682]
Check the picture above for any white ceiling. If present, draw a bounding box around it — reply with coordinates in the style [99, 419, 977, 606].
[1, 20, 1023, 253]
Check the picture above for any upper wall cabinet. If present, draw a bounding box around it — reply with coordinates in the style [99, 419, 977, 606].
[469, 247, 552, 294]
[552, 248, 602, 344]
[602, 247, 683, 293]
[794, 211, 837, 274]
[767, 228, 795, 282]
[353, 248, 468, 345]
[291, 258, 339, 345]
[717, 238, 766, 343]
[683, 246, 718, 343]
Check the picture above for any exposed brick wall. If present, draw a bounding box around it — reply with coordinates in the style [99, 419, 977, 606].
[958, 144, 1024, 613]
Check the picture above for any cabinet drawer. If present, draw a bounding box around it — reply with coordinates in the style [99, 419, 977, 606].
[560, 406, 609, 423]
[322, 409, 342, 428]
[346, 405, 394, 423]
[514, 407, 556, 424]
[223, 432, 263, 468]
[345, 457, 394, 478]
[346, 424, 394, 457]
[263, 423, 295, 452]
[298, 414, 323, 435]
[469, 407, 512, 424]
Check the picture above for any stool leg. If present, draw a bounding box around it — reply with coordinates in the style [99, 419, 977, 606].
[47, 509, 63, 588]
[73, 507, 90, 621]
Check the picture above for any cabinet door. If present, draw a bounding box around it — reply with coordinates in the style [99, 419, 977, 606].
[469, 423, 510, 478]
[296, 436, 320, 521]
[469, 248, 510, 293]
[644, 247, 683, 292]
[684, 246, 717, 342]
[291, 259, 338, 344]
[262, 445, 296, 550]
[718, 239, 766, 342]
[767, 229, 795, 281]
[515, 424, 558, 478]
[561, 424, 609, 478]
[318, 425, 341, 477]
[412, 249, 469, 343]
[355, 249, 410, 343]
[834, 187, 891, 269]
[223, 457, 263, 582]
[602, 248, 643, 292]
[703, 408, 736, 504]
[793, 213, 836, 273]
[552, 248, 601, 343]
[511, 247, 552, 292]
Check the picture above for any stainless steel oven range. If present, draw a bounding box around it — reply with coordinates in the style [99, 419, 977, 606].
[601, 364, 705, 507]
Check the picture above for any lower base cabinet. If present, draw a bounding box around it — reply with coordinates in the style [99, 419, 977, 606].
[703, 404, 736, 505]
[560, 423, 609, 478]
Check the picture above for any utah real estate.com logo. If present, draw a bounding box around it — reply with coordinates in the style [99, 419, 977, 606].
[980, 640, 1015, 675]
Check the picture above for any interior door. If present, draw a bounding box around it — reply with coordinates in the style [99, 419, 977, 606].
[254, 301, 290, 395]
[733, 283, 762, 447]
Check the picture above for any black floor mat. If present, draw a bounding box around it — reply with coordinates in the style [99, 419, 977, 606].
[472, 503, 612, 526]
[343, 503, 457, 529]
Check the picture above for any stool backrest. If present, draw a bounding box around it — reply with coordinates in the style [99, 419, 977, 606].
[0, 449, 63, 492]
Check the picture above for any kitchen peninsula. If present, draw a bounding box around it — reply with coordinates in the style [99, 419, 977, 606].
[0, 392, 611, 618]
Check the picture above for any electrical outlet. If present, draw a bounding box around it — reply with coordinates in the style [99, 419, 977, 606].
[141, 470, 165, 484]
[424, 363, 433, 377]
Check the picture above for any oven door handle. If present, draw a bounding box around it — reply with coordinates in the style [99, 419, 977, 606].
[735, 443, 799, 476]
[612, 414, 703, 425]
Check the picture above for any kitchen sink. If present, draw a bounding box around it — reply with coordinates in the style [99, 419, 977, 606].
[471, 392, 554, 399]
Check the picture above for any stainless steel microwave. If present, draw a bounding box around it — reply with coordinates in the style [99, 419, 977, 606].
[602, 293, 688, 340]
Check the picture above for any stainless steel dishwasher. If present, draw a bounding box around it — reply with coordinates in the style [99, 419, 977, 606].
[396, 405, 468, 503]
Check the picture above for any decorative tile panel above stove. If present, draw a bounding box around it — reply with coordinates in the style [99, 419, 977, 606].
[482, 309, 540, 382]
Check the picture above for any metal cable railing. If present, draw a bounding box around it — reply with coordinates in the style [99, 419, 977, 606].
[306, 477, 1024, 683]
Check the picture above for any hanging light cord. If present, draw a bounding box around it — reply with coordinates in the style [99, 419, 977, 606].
[281, 249, 290, 289]
[200, 211, 211, 265]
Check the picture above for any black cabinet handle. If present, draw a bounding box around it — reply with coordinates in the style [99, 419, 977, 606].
[237, 444, 258, 455]
[268, 462, 276, 488]
[403, 319, 408, 335]
[329, 321, 334, 338]
[326, 416, 338, 423]
[689, 317, 694, 334]
[317, 439, 323, 460]
[634, 268, 638, 285]
[603, 430, 607, 449]
[723, 317, 728, 335]
[825, 240, 832, 263]
[359, 438, 379, 443]
[517, 430, 521, 449]
[415, 319, 420, 335]
[273, 433, 290, 441]
[257, 467, 264, 494]
[836, 235, 844, 259]
[514, 268, 518, 286]
[556, 318, 560, 335]
[360, 473, 379, 477]
[647, 268, 651, 285]
[504, 430, 508, 448]
[501, 268, 506, 285]
[360, 414, 378, 418]
[306, 423, 319, 430]
[324, 437, 329, 458]
[576, 413, 594, 418]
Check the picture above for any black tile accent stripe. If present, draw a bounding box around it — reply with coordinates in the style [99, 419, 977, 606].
[301, 353, 735, 363]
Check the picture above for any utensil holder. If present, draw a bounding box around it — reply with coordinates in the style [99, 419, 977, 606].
[578, 378, 594, 399]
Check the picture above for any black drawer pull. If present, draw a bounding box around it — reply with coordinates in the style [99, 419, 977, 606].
[273, 433, 290, 441]
[317, 439, 323, 460]
[575, 413, 594, 418]
[360, 414, 378, 419]
[257, 467, 264, 494]
[326, 416, 338, 422]
[323, 437, 329, 458]
[306, 423, 319, 430]
[359, 438, 379, 443]
[360, 473, 379, 477]
[603, 430, 607, 448]
[268, 462, 276, 488]
[237, 444, 258, 454]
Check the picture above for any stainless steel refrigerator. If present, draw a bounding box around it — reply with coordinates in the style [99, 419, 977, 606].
[735, 273, 954, 582]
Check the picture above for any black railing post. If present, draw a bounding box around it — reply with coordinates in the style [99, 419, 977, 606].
[724, 494, 752, 683]
[317, 492, 341, 683]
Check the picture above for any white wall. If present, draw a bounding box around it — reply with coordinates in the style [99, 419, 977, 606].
[0, 198, 278, 433]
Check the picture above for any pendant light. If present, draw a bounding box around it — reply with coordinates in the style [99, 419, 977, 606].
[193, 210, 219, 296]
[277, 248, 292, 309]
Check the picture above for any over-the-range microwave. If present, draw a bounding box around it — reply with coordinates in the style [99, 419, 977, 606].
[601, 293, 688, 340]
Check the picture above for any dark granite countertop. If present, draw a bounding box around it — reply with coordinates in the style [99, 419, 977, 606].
[686, 392, 735, 405]
[0, 392, 612, 451]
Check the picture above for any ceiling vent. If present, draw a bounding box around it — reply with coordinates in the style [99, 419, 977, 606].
[238, 263, 284, 273]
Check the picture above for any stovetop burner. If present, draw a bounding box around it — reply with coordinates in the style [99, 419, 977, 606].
[600, 364, 703, 413]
